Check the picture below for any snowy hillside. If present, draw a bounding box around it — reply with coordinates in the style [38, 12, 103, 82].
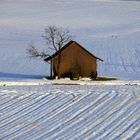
[0, 0, 140, 80]
[0, 84, 140, 139]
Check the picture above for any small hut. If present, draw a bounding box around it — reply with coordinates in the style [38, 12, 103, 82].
[44, 41, 103, 79]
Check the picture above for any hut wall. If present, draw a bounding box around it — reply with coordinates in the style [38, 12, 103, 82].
[52, 42, 97, 77]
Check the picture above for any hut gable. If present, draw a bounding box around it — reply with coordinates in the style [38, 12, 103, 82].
[45, 41, 103, 61]
[44, 41, 103, 78]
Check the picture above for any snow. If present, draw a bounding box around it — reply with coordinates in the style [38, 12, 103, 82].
[0, 84, 140, 139]
[1, 78, 140, 86]
[0, 1, 140, 139]
[0, 0, 140, 80]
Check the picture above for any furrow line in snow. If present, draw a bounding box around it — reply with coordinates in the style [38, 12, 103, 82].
[0, 93, 19, 106]
[95, 100, 140, 140]
[10, 92, 96, 137]
[48, 93, 123, 140]
[104, 109, 140, 140]
[0, 94, 46, 120]
[0, 93, 51, 124]
[0, 93, 33, 110]
[1, 95, 73, 139]
[82, 94, 139, 139]
[0, 93, 58, 127]
[14, 93, 85, 132]
[12, 93, 97, 139]
[0, 94, 71, 138]
[114, 117, 140, 140]
[35, 93, 117, 140]
[14, 92, 111, 140]
[73, 94, 132, 139]
[9, 92, 102, 140]
[103, 109, 140, 140]
[0, 93, 37, 116]
[0, 90, 39, 105]
[127, 127, 140, 140]
[31, 91, 101, 123]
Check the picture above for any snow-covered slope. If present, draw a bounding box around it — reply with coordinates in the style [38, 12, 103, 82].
[0, 84, 140, 139]
[0, 0, 140, 80]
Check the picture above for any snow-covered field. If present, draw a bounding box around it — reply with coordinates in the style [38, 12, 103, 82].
[0, 0, 140, 80]
[0, 84, 140, 139]
[0, 1, 140, 139]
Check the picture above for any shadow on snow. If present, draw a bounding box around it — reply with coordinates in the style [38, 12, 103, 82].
[0, 72, 46, 79]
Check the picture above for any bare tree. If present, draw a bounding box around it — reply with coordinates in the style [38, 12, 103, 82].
[27, 25, 72, 79]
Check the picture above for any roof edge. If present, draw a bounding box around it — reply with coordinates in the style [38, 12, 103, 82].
[44, 40, 74, 61]
[44, 40, 103, 62]
[73, 41, 103, 61]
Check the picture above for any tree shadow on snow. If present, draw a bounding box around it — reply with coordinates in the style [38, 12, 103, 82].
[0, 72, 45, 80]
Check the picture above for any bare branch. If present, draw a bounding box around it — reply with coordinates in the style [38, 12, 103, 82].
[43, 25, 72, 51]
[27, 44, 49, 58]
